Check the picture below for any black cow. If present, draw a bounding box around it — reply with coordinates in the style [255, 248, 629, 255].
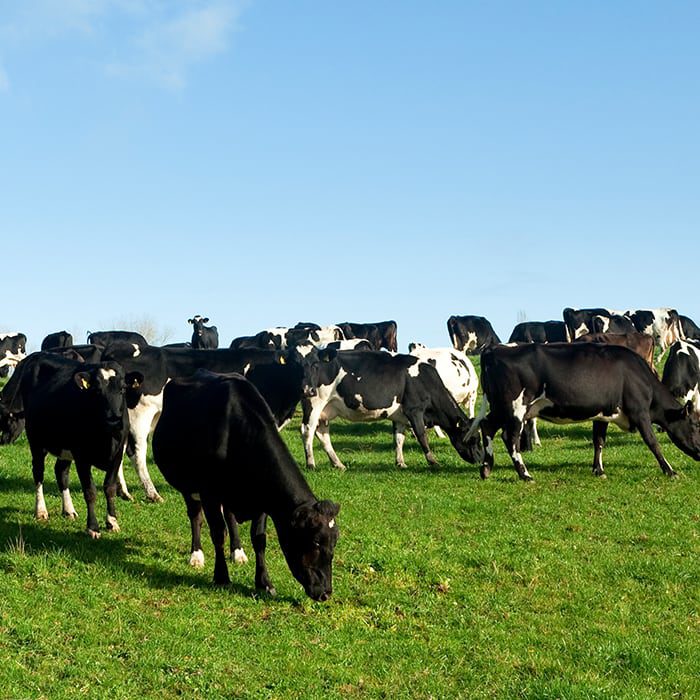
[87, 330, 149, 348]
[41, 331, 74, 351]
[152, 369, 340, 600]
[508, 321, 569, 344]
[562, 307, 616, 340]
[101, 343, 325, 501]
[662, 340, 700, 416]
[0, 352, 142, 536]
[0, 332, 27, 378]
[447, 315, 501, 355]
[188, 315, 219, 349]
[301, 350, 483, 470]
[336, 321, 398, 352]
[680, 315, 700, 341]
[472, 342, 700, 480]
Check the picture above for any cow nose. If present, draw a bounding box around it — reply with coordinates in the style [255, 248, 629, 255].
[317, 591, 330, 602]
[304, 386, 317, 398]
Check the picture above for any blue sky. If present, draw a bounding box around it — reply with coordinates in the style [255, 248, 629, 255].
[2, 1, 699, 351]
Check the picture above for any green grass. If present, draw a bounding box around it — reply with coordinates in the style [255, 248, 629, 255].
[1, 375, 699, 698]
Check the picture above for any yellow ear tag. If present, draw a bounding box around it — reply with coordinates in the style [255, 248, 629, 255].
[81, 378, 90, 390]
[279, 355, 286, 365]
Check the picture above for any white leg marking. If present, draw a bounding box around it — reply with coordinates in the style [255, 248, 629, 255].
[233, 548, 248, 565]
[61, 489, 78, 519]
[190, 549, 205, 568]
[106, 514, 120, 532]
[35, 483, 49, 520]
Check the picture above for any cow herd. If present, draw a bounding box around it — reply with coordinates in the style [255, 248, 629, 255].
[2, 307, 700, 600]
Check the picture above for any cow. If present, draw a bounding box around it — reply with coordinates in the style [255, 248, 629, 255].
[471, 342, 700, 481]
[574, 332, 655, 371]
[0, 332, 27, 378]
[625, 308, 684, 355]
[101, 343, 326, 502]
[661, 340, 700, 415]
[508, 321, 569, 344]
[336, 321, 398, 352]
[152, 369, 340, 600]
[87, 330, 149, 348]
[407, 343, 479, 420]
[41, 331, 74, 351]
[0, 352, 142, 537]
[680, 315, 700, 341]
[188, 315, 219, 349]
[562, 308, 617, 340]
[447, 315, 501, 355]
[590, 314, 637, 335]
[301, 350, 483, 471]
[322, 339, 373, 352]
[231, 323, 345, 351]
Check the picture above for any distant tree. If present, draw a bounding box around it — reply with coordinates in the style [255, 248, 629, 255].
[516, 309, 528, 324]
[108, 314, 174, 345]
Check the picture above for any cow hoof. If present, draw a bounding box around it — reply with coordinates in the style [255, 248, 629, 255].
[106, 516, 120, 532]
[118, 491, 134, 502]
[593, 471, 607, 479]
[62, 510, 78, 520]
[233, 548, 248, 565]
[519, 473, 534, 482]
[334, 464, 347, 472]
[480, 466, 491, 479]
[147, 491, 164, 504]
[305, 463, 316, 470]
[35, 510, 49, 521]
[190, 550, 205, 568]
[396, 462, 407, 469]
[667, 470, 679, 479]
[256, 585, 277, 598]
[87, 529, 101, 540]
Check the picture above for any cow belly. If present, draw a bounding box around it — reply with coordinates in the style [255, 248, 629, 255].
[537, 407, 631, 431]
[323, 396, 404, 423]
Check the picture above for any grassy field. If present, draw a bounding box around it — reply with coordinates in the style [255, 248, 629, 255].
[1, 370, 699, 699]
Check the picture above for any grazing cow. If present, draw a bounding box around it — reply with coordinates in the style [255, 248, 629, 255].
[508, 321, 569, 344]
[152, 370, 340, 600]
[562, 308, 617, 340]
[188, 315, 219, 349]
[336, 321, 398, 352]
[301, 350, 483, 471]
[662, 340, 700, 415]
[407, 343, 479, 419]
[447, 315, 501, 355]
[87, 330, 149, 348]
[625, 308, 684, 355]
[680, 315, 700, 341]
[101, 343, 325, 501]
[0, 352, 142, 536]
[41, 331, 74, 351]
[472, 342, 700, 480]
[574, 332, 656, 371]
[0, 332, 27, 378]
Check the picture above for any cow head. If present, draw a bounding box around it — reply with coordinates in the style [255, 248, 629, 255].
[188, 315, 209, 337]
[664, 401, 700, 461]
[447, 418, 485, 465]
[279, 500, 340, 601]
[286, 343, 325, 397]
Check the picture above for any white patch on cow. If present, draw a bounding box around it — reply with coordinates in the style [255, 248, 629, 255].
[295, 343, 315, 358]
[61, 489, 77, 518]
[106, 515, 120, 532]
[190, 549, 205, 568]
[243, 363, 251, 376]
[233, 548, 248, 564]
[35, 484, 48, 520]
[465, 331, 478, 352]
[408, 360, 422, 377]
[99, 368, 117, 380]
[595, 315, 610, 333]
[511, 389, 528, 422]
[574, 323, 588, 339]
[343, 394, 402, 421]
[132, 343, 141, 357]
[328, 519, 335, 529]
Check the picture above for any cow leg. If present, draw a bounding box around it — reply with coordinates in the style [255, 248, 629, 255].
[201, 496, 230, 585]
[115, 444, 133, 502]
[405, 412, 438, 466]
[31, 445, 49, 520]
[54, 458, 78, 519]
[224, 508, 248, 564]
[127, 405, 163, 502]
[531, 418, 542, 447]
[592, 421, 608, 477]
[251, 514, 276, 596]
[74, 460, 101, 538]
[184, 495, 205, 568]
[480, 415, 497, 479]
[502, 418, 533, 481]
[102, 465, 120, 532]
[636, 418, 678, 477]
[301, 401, 320, 469]
[315, 419, 347, 471]
[393, 423, 407, 468]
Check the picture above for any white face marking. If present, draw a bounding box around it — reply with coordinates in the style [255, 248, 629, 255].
[574, 323, 588, 339]
[296, 343, 315, 358]
[328, 519, 335, 529]
[243, 363, 251, 376]
[466, 331, 478, 351]
[132, 343, 141, 357]
[99, 368, 117, 380]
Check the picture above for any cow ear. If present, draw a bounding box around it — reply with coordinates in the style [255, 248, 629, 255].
[319, 348, 337, 363]
[74, 371, 91, 390]
[188, 318, 194, 324]
[203, 318, 209, 324]
[291, 503, 314, 529]
[315, 500, 340, 518]
[126, 371, 145, 389]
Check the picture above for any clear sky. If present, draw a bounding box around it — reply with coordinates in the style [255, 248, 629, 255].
[2, 1, 699, 351]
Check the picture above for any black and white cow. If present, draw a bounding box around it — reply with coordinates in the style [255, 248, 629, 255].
[662, 340, 700, 415]
[447, 315, 501, 355]
[472, 342, 700, 480]
[231, 323, 344, 351]
[0, 352, 141, 537]
[188, 315, 219, 349]
[680, 315, 700, 341]
[336, 321, 398, 352]
[101, 343, 325, 501]
[562, 308, 617, 340]
[590, 314, 637, 335]
[508, 321, 569, 344]
[87, 330, 149, 348]
[301, 350, 483, 471]
[152, 369, 340, 600]
[41, 331, 74, 351]
[322, 339, 373, 352]
[0, 332, 27, 377]
[625, 308, 684, 354]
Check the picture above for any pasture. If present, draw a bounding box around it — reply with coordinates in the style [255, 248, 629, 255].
[0, 369, 699, 699]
